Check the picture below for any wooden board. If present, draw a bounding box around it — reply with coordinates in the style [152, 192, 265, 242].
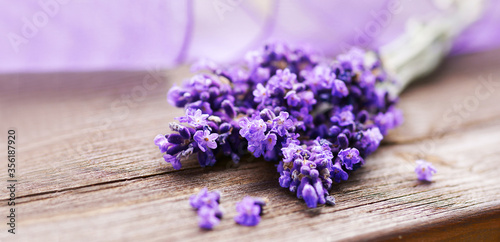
[1, 49, 500, 241]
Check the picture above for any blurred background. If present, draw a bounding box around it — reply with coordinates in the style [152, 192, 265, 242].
[1, 0, 499, 73]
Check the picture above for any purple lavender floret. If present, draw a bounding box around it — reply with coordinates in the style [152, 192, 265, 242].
[177, 108, 209, 128]
[198, 206, 221, 230]
[190, 188, 221, 209]
[415, 160, 437, 182]
[234, 196, 266, 226]
[193, 129, 218, 152]
[190, 188, 223, 230]
[156, 42, 403, 208]
[337, 148, 363, 170]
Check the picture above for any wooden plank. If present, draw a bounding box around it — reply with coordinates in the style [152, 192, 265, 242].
[1, 50, 500, 241]
[380, 212, 500, 241]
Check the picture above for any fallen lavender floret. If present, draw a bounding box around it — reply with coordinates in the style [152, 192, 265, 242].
[415, 160, 437, 182]
[234, 196, 266, 226]
[156, 42, 403, 208]
[189, 188, 223, 229]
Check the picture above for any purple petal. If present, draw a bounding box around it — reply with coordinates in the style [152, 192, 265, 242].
[302, 183, 318, 208]
[207, 141, 217, 150]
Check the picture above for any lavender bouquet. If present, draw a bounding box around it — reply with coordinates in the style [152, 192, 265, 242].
[155, 43, 402, 208]
[154, 1, 482, 208]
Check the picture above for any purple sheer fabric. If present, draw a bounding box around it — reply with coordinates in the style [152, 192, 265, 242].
[1, 0, 498, 73]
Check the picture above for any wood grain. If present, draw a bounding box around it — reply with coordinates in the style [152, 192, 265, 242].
[1, 50, 500, 241]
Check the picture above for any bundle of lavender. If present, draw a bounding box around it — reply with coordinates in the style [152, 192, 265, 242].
[155, 43, 402, 208]
[154, 1, 482, 209]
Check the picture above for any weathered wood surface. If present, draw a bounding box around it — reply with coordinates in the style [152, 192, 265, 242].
[1, 49, 500, 241]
